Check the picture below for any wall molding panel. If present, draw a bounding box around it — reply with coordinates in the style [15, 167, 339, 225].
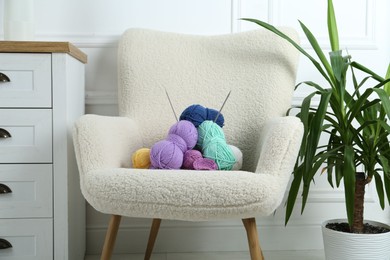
[230, 0, 242, 33]
[269, 0, 377, 50]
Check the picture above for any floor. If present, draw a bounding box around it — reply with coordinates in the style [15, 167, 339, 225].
[85, 250, 325, 260]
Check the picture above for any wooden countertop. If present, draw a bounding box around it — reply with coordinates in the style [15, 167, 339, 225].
[0, 41, 87, 63]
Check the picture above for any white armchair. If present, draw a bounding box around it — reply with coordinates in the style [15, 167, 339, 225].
[73, 28, 303, 260]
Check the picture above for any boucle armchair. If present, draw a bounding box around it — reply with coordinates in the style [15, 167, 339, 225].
[73, 28, 303, 260]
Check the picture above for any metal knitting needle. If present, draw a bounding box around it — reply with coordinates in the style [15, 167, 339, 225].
[214, 90, 231, 123]
[165, 88, 178, 122]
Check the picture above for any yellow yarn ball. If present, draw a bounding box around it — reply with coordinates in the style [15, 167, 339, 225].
[132, 148, 151, 169]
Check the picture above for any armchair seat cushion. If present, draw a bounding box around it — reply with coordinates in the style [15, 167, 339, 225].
[83, 168, 287, 221]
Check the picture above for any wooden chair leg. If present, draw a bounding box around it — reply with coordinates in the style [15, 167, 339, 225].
[144, 218, 162, 260]
[242, 218, 264, 260]
[101, 215, 122, 260]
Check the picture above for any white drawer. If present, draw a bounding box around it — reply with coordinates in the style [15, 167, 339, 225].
[0, 164, 52, 218]
[0, 219, 52, 260]
[0, 109, 52, 163]
[0, 53, 52, 108]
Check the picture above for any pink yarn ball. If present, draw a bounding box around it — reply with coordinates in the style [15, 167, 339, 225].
[193, 158, 218, 170]
[169, 120, 198, 151]
[182, 149, 203, 169]
[150, 140, 183, 169]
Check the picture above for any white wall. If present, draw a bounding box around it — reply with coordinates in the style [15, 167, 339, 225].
[1, 0, 389, 255]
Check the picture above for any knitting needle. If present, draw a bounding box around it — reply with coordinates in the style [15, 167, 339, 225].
[165, 88, 178, 122]
[214, 90, 231, 123]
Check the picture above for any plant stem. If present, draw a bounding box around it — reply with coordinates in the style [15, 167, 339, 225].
[351, 172, 366, 233]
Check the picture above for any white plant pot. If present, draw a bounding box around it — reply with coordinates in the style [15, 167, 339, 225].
[322, 219, 390, 260]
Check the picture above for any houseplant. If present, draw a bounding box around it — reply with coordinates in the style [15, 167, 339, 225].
[242, 0, 390, 258]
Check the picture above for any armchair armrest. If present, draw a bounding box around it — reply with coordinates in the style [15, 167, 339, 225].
[255, 116, 303, 179]
[73, 114, 143, 175]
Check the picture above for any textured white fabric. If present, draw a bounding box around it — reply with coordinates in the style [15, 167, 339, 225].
[73, 28, 303, 221]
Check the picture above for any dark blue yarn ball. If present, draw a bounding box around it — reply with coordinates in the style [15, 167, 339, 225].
[206, 108, 224, 128]
[179, 104, 224, 128]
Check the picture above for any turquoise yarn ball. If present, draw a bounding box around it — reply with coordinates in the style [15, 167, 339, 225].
[197, 120, 225, 147]
[197, 121, 235, 170]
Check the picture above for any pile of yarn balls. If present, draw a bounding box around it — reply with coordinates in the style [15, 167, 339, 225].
[131, 104, 243, 171]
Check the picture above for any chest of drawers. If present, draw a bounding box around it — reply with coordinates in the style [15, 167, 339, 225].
[0, 42, 87, 260]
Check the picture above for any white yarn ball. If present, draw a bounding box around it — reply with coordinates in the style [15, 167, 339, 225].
[229, 145, 243, 170]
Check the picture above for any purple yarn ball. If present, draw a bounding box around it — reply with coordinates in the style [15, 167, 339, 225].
[182, 149, 203, 169]
[150, 140, 183, 169]
[166, 134, 187, 153]
[179, 104, 224, 128]
[168, 120, 198, 151]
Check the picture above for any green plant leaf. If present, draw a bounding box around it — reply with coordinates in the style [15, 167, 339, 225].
[330, 50, 345, 83]
[330, 51, 348, 110]
[373, 88, 390, 119]
[351, 61, 385, 82]
[378, 155, 390, 181]
[327, 164, 334, 188]
[298, 89, 333, 214]
[285, 168, 303, 225]
[385, 63, 390, 95]
[382, 153, 390, 206]
[346, 88, 373, 126]
[335, 162, 343, 187]
[299, 20, 335, 85]
[326, 129, 337, 188]
[304, 89, 332, 166]
[301, 151, 337, 213]
[343, 145, 356, 227]
[374, 171, 385, 209]
[327, 0, 339, 51]
[379, 122, 390, 142]
[300, 92, 317, 131]
[296, 81, 325, 92]
[326, 132, 343, 187]
[354, 119, 380, 134]
[384, 174, 390, 206]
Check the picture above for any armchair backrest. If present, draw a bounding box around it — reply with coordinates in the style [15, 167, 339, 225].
[118, 28, 299, 172]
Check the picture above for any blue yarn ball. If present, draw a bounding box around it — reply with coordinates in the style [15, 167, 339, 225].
[206, 108, 224, 128]
[180, 104, 224, 128]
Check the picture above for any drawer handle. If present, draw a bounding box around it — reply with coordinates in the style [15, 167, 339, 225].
[0, 184, 12, 194]
[0, 238, 12, 249]
[0, 72, 10, 83]
[0, 128, 11, 139]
